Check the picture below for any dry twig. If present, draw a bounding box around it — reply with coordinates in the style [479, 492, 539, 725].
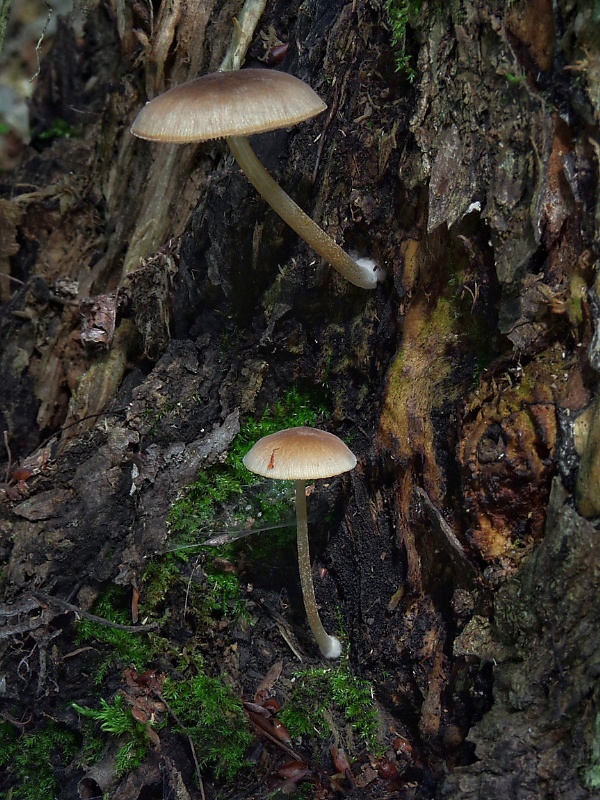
[31, 592, 160, 632]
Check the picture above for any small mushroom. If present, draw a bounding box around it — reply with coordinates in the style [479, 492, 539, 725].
[243, 426, 356, 658]
[131, 69, 384, 289]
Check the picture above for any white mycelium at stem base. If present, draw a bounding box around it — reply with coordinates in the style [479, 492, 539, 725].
[294, 479, 342, 659]
[226, 135, 384, 290]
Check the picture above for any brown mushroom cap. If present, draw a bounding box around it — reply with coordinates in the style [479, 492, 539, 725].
[242, 426, 357, 481]
[131, 69, 327, 144]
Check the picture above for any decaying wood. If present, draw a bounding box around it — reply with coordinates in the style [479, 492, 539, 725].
[1, 0, 599, 798]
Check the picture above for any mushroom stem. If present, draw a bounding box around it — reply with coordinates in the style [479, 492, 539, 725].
[294, 479, 342, 659]
[226, 135, 381, 290]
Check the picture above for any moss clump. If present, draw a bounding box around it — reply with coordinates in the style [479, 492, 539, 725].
[385, 0, 422, 80]
[74, 669, 254, 784]
[168, 388, 329, 542]
[73, 695, 151, 777]
[162, 671, 253, 780]
[0, 720, 79, 800]
[76, 586, 159, 684]
[73, 585, 252, 784]
[280, 661, 381, 753]
[183, 568, 247, 621]
[38, 117, 76, 140]
[140, 557, 181, 611]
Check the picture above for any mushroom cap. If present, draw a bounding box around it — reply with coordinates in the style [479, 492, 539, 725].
[131, 69, 327, 144]
[243, 426, 357, 481]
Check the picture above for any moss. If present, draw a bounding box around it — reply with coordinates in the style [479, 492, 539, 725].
[71, 579, 252, 785]
[140, 558, 181, 611]
[194, 569, 247, 619]
[71, 587, 166, 778]
[78, 723, 106, 768]
[72, 658, 254, 784]
[0, 720, 79, 800]
[504, 71, 525, 84]
[73, 695, 151, 777]
[76, 586, 159, 683]
[144, 400, 180, 435]
[279, 661, 381, 754]
[584, 712, 600, 789]
[169, 388, 327, 540]
[162, 671, 253, 780]
[385, 0, 423, 81]
[38, 118, 76, 140]
[380, 295, 459, 450]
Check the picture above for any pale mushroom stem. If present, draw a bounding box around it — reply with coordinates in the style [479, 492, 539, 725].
[294, 479, 342, 659]
[226, 135, 380, 290]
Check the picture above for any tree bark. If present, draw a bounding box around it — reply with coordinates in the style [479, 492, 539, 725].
[1, 0, 599, 798]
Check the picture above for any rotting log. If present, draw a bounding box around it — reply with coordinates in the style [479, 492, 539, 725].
[0, 1, 599, 798]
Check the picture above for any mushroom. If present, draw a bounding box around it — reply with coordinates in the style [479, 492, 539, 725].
[131, 69, 385, 290]
[243, 426, 356, 658]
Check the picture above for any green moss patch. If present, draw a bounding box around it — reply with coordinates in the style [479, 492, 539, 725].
[162, 671, 253, 781]
[385, 0, 423, 80]
[168, 388, 329, 542]
[0, 720, 79, 800]
[280, 662, 381, 754]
